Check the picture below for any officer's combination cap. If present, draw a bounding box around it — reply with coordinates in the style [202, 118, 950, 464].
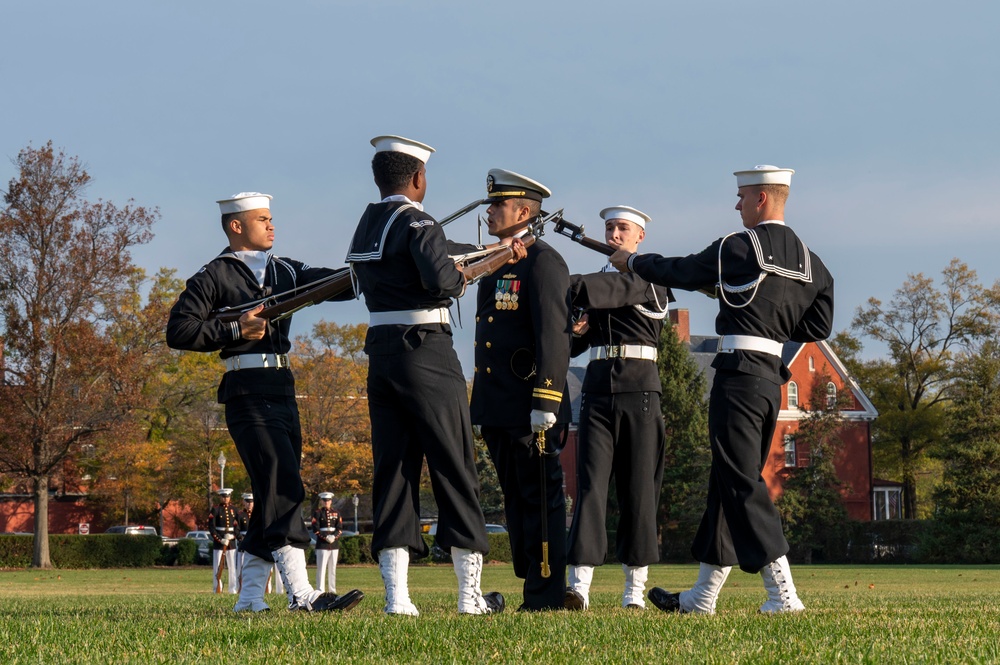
[484, 169, 551, 203]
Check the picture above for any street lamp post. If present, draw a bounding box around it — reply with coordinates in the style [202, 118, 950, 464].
[352, 494, 359, 533]
[218, 451, 227, 490]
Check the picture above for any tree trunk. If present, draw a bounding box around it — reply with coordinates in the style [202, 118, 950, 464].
[32, 475, 52, 568]
[902, 472, 917, 519]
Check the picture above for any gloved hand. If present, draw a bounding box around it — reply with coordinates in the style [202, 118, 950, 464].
[222, 535, 233, 546]
[530, 409, 556, 433]
[325, 535, 336, 544]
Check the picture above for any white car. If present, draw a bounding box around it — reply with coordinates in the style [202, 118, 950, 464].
[105, 525, 158, 536]
[426, 522, 508, 535]
[185, 530, 212, 563]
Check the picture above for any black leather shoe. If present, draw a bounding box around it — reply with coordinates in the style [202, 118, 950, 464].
[484, 591, 505, 614]
[647, 587, 683, 613]
[564, 589, 586, 611]
[311, 589, 364, 612]
[625, 603, 644, 610]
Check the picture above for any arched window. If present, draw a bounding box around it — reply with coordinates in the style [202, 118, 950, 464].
[787, 382, 799, 408]
[826, 382, 837, 408]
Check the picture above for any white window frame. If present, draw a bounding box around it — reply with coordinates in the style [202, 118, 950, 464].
[872, 487, 903, 520]
[787, 381, 799, 409]
[783, 435, 796, 468]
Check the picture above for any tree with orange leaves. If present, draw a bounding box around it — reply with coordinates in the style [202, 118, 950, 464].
[0, 142, 159, 567]
[293, 322, 373, 498]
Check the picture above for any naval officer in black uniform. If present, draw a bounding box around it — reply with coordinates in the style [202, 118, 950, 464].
[566, 206, 670, 610]
[166, 192, 363, 614]
[346, 136, 504, 616]
[611, 165, 834, 614]
[469, 169, 576, 611]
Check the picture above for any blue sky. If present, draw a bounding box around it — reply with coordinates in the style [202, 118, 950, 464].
[3, 1, 998, 374]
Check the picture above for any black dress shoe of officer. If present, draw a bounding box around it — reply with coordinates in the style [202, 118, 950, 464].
[647, 587, 683, 613]
[484, 591, 506, 613]
[311, 589, 365, 612]
[564, 589, 586, 611]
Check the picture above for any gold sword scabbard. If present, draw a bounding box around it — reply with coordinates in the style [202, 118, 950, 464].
[537, 429, 551, 578]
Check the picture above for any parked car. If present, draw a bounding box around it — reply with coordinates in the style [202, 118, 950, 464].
[185, 530, 212, 563]
[425, 522, 508, 536]
[105, 525, 158, 536]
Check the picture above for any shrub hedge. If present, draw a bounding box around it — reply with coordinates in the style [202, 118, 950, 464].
[7, 522, 988, 568]
[0, 535, 162, 569]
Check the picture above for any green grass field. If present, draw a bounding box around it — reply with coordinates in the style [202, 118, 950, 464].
[1, 563, 997, 664]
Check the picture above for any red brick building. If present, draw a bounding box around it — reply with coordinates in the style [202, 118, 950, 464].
[561, 308, 879, 521]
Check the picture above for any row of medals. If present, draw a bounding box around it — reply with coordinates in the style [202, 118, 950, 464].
[495, 290, 519, 310]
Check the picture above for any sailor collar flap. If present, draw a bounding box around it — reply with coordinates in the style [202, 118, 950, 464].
[346, 202, 416, 263]
[744, 226, 812, 283]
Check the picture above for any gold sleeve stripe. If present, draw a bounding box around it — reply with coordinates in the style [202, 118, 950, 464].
[533, 388, 564, 401]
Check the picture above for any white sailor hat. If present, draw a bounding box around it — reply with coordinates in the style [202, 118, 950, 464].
[484, 168, 551, 203]
[318, 491, 334, 500]
[734, 165, 794, 187]
[241, 492, 254, 501]
[370, 135, 435, 164]
[216, 192, 272, 215]
[600, 205, 651, 229]
[216, 488, 233, 497]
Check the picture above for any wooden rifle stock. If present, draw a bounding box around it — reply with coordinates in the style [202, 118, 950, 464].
[459, 235, 537, 285]
[215, 540, 226, 593]
[209, 267, 353, 323]
[456, 209, 562, 284]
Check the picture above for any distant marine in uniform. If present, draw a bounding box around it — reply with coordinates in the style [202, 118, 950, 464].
[209, 488, 239, 594]
[311, 492, 342, 594]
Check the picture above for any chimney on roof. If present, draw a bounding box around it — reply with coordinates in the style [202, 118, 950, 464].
[669, 308, 690, 343]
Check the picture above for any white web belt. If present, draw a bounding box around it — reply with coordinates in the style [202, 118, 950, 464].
[224, 353, 290, 371]
[590, 344, 658, 361]
[717, 335, 782, 357]
[369, 307, 450, 327]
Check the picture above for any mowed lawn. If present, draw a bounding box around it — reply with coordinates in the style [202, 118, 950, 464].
[1, 563, 998, 664]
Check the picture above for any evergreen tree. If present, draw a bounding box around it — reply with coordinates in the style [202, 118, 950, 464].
[928, 340, 1000, 562]
[656, 322, 711, 561]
